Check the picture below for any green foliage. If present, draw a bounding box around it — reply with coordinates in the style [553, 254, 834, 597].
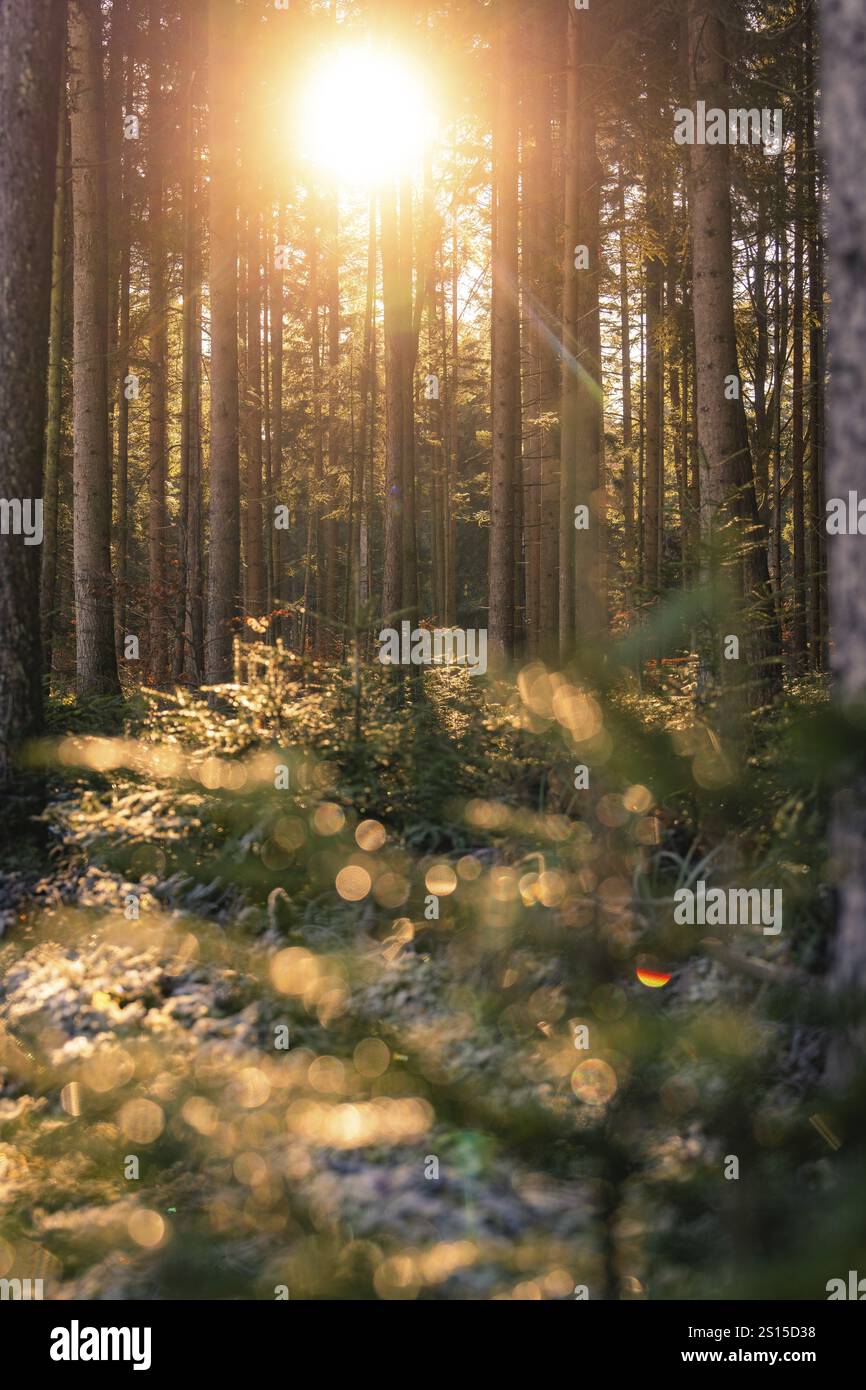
[1, 643, 863, 1300]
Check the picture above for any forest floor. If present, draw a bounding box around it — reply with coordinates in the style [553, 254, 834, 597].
[0, 649, 847, 1300]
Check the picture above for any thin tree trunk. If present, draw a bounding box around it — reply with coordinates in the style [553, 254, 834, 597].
[447, 210, 459, 628]
[245, 208, 266, 620]
[324, 191, 341, 650]
[558, 4, 579, 650]
[381, 181, 404, 622]
[204, 0, 241, 685]
[772, 160, 789, 625]
[69, 0, 121, 698]
[535, 8, 561, 655]
[399, 177, 419, 621]
[644, 159, 664, 596]
[146, 0, 167, 684]
[263, 246, 274, 632]
[522, 27, 542, 655]
[115, 42, 133, 660]
[792, 50, 808, 672]
[41, 65, 67, 679]
[270, 205, 286, 638]
[357, 196, 376, 621]
[307, 198, 324, 651]
[489, 0, 519, 663]
[805, 0, 826, 672]
[618, 163, 635, 580]
[179, 23, 202, 684]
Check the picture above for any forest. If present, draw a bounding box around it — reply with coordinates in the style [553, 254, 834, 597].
[0, 0, 866, 1307]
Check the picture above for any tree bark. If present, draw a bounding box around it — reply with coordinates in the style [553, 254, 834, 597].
[618, 163, 635, 580]
[324, 191, 341, 649]
[69, 0, 121, 698]
[204, 0, 241, 685]
[244, 208, 266, 620]
[147, 0, 168, 684]
[0, 0, 66, 780]
[805, 0, 826, 672]
[270, 205, 287, 638]
[41, 64, 68, 679]
[179, 16, 203, 684]
[644, 157, 664, 596]
[489, 0, 520, 663]
[791, 51, 808, 672]
[399, 177, 419, 621]
[381, 181, 404, 622]
[687, 0, 780, 702]
[115, 29, 134, 659]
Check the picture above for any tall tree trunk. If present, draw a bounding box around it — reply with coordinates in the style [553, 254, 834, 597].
[270, 205, 286, 638]
[618, 163, 635, 581]
[204, 0, 241, 685]
[0, 0, 65, 781]
[245, 208, 266, 620]
[522, 22, 542, 655]
[489, 0, 519, 663]
[381, 181, 404, 622]
[146, 0, 167, 684]
[324, 191, 341, 649]
[447, 210, 459, 628]
[805, 0, 826, 672]
[115, 33, 134, 659]
[41, 66, 67, 679]
[179, 20, 203, 684]
[668, 256, 686, 588]
[106, 0, 126, 405]
[536, 56, 559, 654]
[399, 177, 419, 621]
[791, 51, 808, 672]
[307, 198, 324, 653]
[644, 156, 664, 596]
[687, 0, 780, 703]
[357, 196, 376, 622]
[560, 5, 602, 650]
[558, 5, 579, 650]
[752, 187, 771, 524]
[69, 0, 121, 698]
[772, 160, 789, 624]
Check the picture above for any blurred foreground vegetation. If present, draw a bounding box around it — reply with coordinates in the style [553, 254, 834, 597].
[1, 641, 865, 1300]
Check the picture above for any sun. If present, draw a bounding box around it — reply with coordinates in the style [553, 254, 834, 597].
[295, 44, 436, 187]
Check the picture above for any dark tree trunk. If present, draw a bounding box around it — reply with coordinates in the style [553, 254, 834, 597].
[147, 0, 167, 684]
[489, 0, 519, 663]
[179, 17, 203, 685]
[687, 0, 780, 703]
[204, 0, 241, 684]
[41, 65, 68, 680]
[381, 181, 404, 622]
[69, 0, 121, 698]
[792, 52, 808, 671]
[0, 0, 66, 780]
